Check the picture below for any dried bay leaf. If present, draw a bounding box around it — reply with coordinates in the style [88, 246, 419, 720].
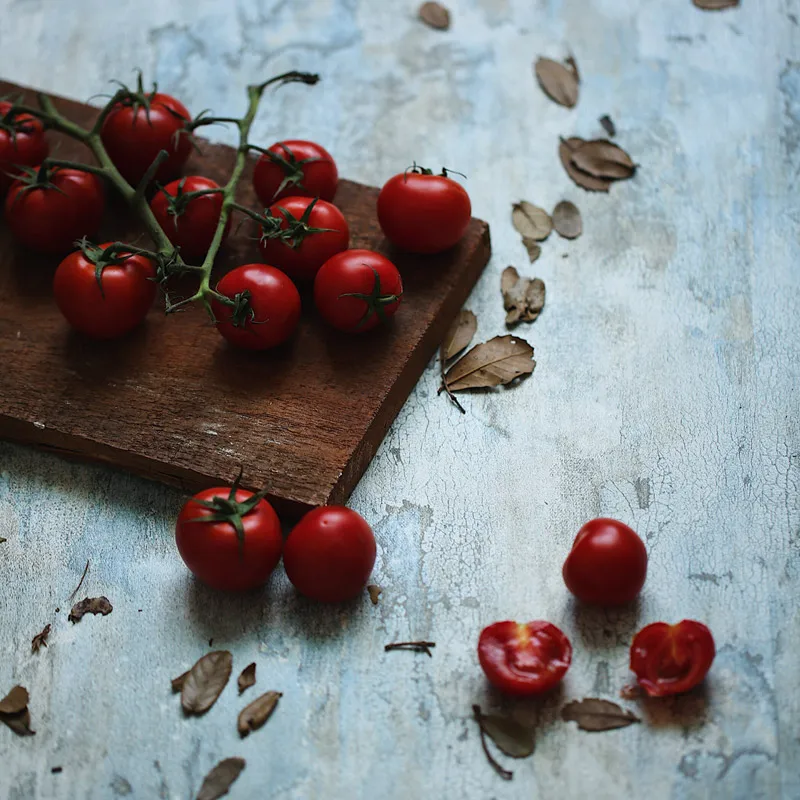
[171, 670, 189, 693]
[552, 201, 583, 239]
[367, 584, 383, 605]
[693, 0, 738, 9]
[237, 690, 282, 737]
[238, 663, 256, 695]
[534, 57, 579, 108]
[2, 707, 35, 737]
[599, 114, 616, 137]
[511, 201, 552, 242]
[31, 624, 51, 653]
[559, 138, 612, 193]
[570, 139, 636, 180]
[196, 757, 245, 800]
[445, 335, 535, 392]
[419, 1, 450, 29]
[501, 268, 545, 326]
[0, 686, 29, 715]
[442, 309, 477, 361]
[181, 651, 233, 715]
[522, 238, 541, 263]
[561, 698, 641, 731]
[68, 596, 112, 623]
[480, 713, 535, 758]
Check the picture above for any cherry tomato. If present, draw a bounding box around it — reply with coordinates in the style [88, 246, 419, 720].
[253, 140, 338, 204]
[5, 166, 104, 255]
[211, 263, 301, 351]
[175, 484, 282, 592]
[283, 506, 376, 603]
[377, 167, 471, 254]
[0, 101, 49, 194]
[562, 518, 647, 606]
[150, 176, 229, 263]
[314, 249, 402, 333]
[258, 196, 349, 282]
[630, 620, 715, 697]
[53, 242, 156, 339]
[100, 80, 191, 186]
[478, 621, 572, 696]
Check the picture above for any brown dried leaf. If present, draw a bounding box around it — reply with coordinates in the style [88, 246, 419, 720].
[442, 309, 477, 361]
[0, 686, 29, 715]
[181, 651, 233, 715]
[1, 707, 35, 737]
[570, 139, 636, 180]
[237, 691, 282, 737]
[445, 335, 535, 392]
[534, 57, 579, 108]
[522, 238, 541, 263]
[511, 201, 552, 242]
[0, 537, 6, 543]
[559, 138, 612, 192]
[196, 757, 246, 800]
[31, 624, 51, 653]
[480, 713, 536, 758]
[171, 670, 189, 693]
[501, 267, 546, 326]
[693, 0, 738, 9]
[552, 201, 583, 240]
[238, 663, 256, 695]
[561, 698, 641, 731]
[599, 114, 616, 137]
[68, 596, 112, 623]
[367, 584, 382, 605]
[419, 1, 450, 29]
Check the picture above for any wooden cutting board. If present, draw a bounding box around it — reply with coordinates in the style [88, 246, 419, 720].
[0, 80, 491, 516]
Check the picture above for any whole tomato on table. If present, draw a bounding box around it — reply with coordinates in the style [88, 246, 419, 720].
[0, 101, 49, 194]
[253, 139, 338, 204]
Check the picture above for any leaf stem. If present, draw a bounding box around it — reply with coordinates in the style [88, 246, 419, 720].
[472, 705, 513, 781]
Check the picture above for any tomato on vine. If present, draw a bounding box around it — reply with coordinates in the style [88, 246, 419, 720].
[5, 164, 105, 254]
[0, 100, 49, 194]
[211, 263, 301, 351]
[314, 249, 402, 333]
[53, 241, 156, 339]
[253, 140, 338, 204]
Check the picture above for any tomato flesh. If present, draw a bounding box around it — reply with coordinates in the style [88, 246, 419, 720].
[253, 139, 338, 204]
[0, 101, 49, 194]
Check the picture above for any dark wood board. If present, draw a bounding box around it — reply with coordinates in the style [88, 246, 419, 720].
[0, 80, 491, 516]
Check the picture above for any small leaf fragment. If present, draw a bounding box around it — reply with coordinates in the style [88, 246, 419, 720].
[559, 137, 613, 193]
[238, 663, 257, 695]
[599, 114, 616, 137]
[419, 1, 450, 29]
[480, 713, 536, 758]
[511, 201, 552, 242]
[237, 691, 282, 737]
[0, 537, 6, 543]
[522, 238, 541, 263]
[367, 584, 383, 605]
[181, 651, 233, 715]
[570, 139, 636, 180]
[171, 670, 190, 693]
[0, 686, 29, 715]
[442, 310, 478, 361]
[693, 0, 738, 9]
[552, 201, 583, 240]
[31, 624, 51, 653]
[534, 57, 579, 108]
[68, 596, 112, 623]
[501, 268, 545, 327]
[196, 757, 246, 800]
[1, 707, 35, 737]
[445, 335, 535, 392]
[561, 698, 641, 731]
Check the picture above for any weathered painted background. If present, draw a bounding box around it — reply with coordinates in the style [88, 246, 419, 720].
[1, 1, 798, 798]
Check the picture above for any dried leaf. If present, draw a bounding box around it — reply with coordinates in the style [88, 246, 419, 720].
[559, 138, 612, 193]
[534, 57, 579, 108]
[367, 584, 382, 605]
[561, 698, 641, 731]
[196, 757, 246, 800]
[693, 0, 738, 9]
[445, 335, 535, 392]
[442, 309, 477, 361]
[599, 114, 616, 137]
[238, 663, 256, 695]
[522, 238, 541, 263]
[512, 201, 552, 242]
[0, 686, 29, 715]
[237, 691, 282, 737]
[418, 1, 450, 29]
[552, 201, 583, 240]
[1, 707, 35, 737]
[171, 670, 189, 693]
[31, 624, 51, 653]
[68, 596, 112, 623]
[181, 651, 233, 715]
[0, 537, 6, 543]
[480, 713, 536, 758]
[570, 139, 636, 180]
[501, 268, 546, 326]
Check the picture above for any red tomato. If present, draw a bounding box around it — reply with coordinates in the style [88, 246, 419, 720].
[5, 167, 104, 255]
[253, 140, 338, 204]
[314, 249, 402, 333]
[562, 518, 647, 606]
[0, 101, 49, 194]
[478, 621, 572, 696]
[150, 176, 229, 263]
[175, 485, 282, 592]
[377, 167, 471, 254]
[53, 242, 156, 339]
[283, 506, 376, 603]
[101, 84, 191, 186]
[258, 196, 349, 282]
[211, 263, 301, 351]
[630, 620, 715, 697]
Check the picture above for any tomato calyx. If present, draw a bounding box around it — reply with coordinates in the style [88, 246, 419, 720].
[256, 197, 334, 249]
[251, 142, 324, 200]
[403, 162, 468, 181]
[106, 71, 165, 124]
[338, 266, 402, 329]
[156, 177, 224, 226]
[0, 99, 43, 141]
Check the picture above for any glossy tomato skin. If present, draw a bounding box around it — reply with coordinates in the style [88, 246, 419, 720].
[175, 488, 282, 592]
[253, 140, 338, 204]
[314, 249, 402, 333]
[0, 101, 49, 194]
[5, 168, 105, 254]
[211, 263, 301, 351]
[630, 620, 715, 697]
[562, 518, 647, 606]
[377, 172, 471, 254]
[478, 621, 572, 696]
[283, 506, 376, 603]
[258, 196, 349, 282]
[53, 243, 156, 339]
[150, 176, 229, 263]
[101, 92, 191, 185]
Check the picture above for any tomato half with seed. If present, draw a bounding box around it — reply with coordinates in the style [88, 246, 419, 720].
[630, 620, 715, 697]
[211, 263, 301, 351]
[377, 167, 471, 254]
[258, 196, 349, 282]
[175, 485, 282, 592]
[253, 140, 338, 204]
[53, 243, 156, 339]
[283, 506, 376, 603]
[0, 101, 49, 194]
[314, 249, 402, 333]
[478, 621, 572, 696]
[150, 176, 229, 263]
[562, 518, 647, 606]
